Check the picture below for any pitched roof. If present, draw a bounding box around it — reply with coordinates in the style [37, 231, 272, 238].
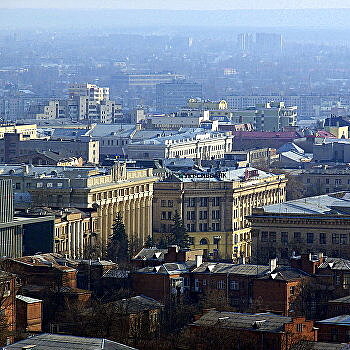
[111, 295, 163, 314]
[193, 262, 269, 276]
[259, 266, 309, 282]
[192, 311, 292, 333]
[309, 342, 348, 350]
[316, 315, 350, 326]
[318, 257, 350, 271]
[329, 295, 350, 304]
[132, 247, 167, 261]
[136, 261, 195, 275]
[2, 333, 136, 350]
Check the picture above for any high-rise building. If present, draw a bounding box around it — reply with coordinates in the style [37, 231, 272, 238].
[255, 33, 283, 54]
[237, 33, 254, 53]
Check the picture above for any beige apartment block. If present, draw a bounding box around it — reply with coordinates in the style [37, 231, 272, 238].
[0, 123, 37, 139]
[153, 168, 286, 260]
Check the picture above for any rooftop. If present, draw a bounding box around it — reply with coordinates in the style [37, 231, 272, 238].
[192, 311, 293, 333]
[193, 262, 269, 276]
[257, 192, 350, 215]
[111, 295, 163, 314]
[318, 257, 350, 271]
[2, 333, 136, 350]
[317, 315, 350, 326]
[136, 262, 195, 275]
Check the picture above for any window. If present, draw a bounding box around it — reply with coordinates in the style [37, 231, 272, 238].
[217, 280, 225, 290]
[296, 324, 303, 332]
[290, 286, 296, 295]
[199, 211, 208, 220]
[167, 212, 172, 220]
[335, 178, 342, 185]
[261, 232, 268, 242]
[199, 223, 208, 231]
[307, 233, 314, 244]
[161, 211, 167, 220]
[200, 238, 208, 245]
[332, 233, 340, 244]
[212, 210, 220, 219]
[36, 182, 43, 188]
[199, 197, 208, 207]
[319, 233, 326, 244]
[57, 183, 63, 188]
[188, 198, 196, 207]
[202, 279, 207, 286]
[161, 200, 166, 207]
[230, 280, 239, 290]
[340, 234, 348, 245]
[212, 197, 220, 206]
[47, 183, 53, 188]
[281, 232, 288, 244]
[326, 178, 330, 184]
[212, 223, 221, 231]
[187, 211, 195, 220]
[306, 178, 310, 184]
[168, 200, 174, 207]
[15, 182, 21, 190]
[294, 232, 301, 243]
[269, 232, 276, 242]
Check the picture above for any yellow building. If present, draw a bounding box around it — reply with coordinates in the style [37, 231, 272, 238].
[0, 123, 37, 139]
[324, 125, 349, 139]
[153, 168, 286, 260]
[0, 163, 156, 251]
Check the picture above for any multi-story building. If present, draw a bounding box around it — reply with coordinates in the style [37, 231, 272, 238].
[0, 163, 155, 249]
[156, 81, 202, 113]
[0, 132, 99, 164]
[153, 167, 286, 260]
[231, 102, 297, 132]
[0, 179, 55, 258]
[299, 166, 350, 196]
[0, 123, 37, 139]
[249, 192, 350, 264]
[126, 130, 233, 161]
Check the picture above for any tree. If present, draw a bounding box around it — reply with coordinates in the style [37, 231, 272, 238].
[144, 235, 155, 248]
[107, 212, 129, 264]
[168, 210, 189, 249]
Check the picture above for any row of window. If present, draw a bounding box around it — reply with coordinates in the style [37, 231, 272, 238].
[195, 279, 240, 291]
[306, 178, 350, 185]
[91, 184, 149, 201]
[14, 182, 64, 190]
[261, 231, 349, 245]
[187, 197, 221, 207]
[185, 210, 221, 221]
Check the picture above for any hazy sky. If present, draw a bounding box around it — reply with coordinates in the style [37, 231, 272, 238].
[4, 0, 350, 10]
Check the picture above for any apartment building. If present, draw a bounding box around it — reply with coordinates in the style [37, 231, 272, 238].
[153, 167, 286, 260]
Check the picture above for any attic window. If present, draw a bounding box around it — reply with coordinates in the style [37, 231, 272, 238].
[271, 273, 278, 280]
[252, 320, 266, 329]
[206, 265, 215, 272]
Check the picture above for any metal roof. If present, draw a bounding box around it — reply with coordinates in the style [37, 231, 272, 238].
[2, 333, 136, 350]
[317, 315, 350, 326]
[193, 311, 292, 333]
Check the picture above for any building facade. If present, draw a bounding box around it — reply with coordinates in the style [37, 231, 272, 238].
[0, 163, 155, 250]
[249, 192, 350, 264]
[153, 168, 286, 260]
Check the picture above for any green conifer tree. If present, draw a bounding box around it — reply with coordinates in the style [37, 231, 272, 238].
[107, 212, 129, 263]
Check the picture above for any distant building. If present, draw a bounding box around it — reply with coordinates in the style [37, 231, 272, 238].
[156, 81, 202, 113]
[231, 102, 297, 132]
[126, 130, 233, 161]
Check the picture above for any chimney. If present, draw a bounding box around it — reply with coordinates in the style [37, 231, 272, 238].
[196, 255, 203, 268]
[269, 258, 277, 272]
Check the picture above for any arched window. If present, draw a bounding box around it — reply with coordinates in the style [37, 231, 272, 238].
[200, 238, 208, 245]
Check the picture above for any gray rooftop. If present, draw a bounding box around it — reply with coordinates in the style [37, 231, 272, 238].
[2, 333, 136, 350]
[164, 167, 279, 184]
[193, 262, 269, 276]
[260, 192, 350, 215]
[317, 315, 350, 326]
[193, 311, 292, 333]
[318, 257, 350, 271]
[136, 262, 195, 275]
[132, 247, 167, 261]
[111, 295, 163, 314]
[16, 295, 42, 304]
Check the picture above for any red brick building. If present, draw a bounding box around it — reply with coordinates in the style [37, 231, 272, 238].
[316, 315, 350, 343]
[252, 265, 310, 316]
[15, 295, 42, 333]
[188, 310, 317, 350]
